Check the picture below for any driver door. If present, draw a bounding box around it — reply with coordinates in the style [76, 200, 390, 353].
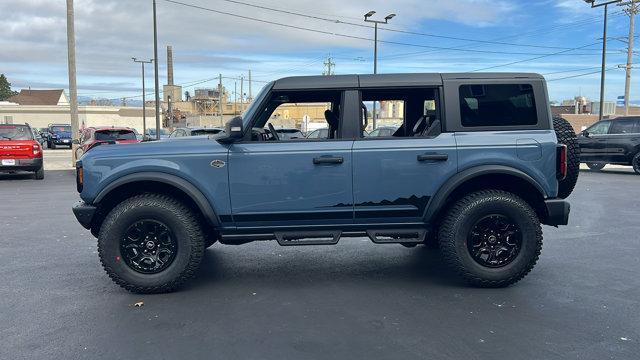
[227, 90, 357, 227]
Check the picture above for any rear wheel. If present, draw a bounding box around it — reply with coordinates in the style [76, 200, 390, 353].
[34, 167, 44, 180]
[632, 153, 640, 175]
[438, 190, 542, 287]
[553, 116, 579, 198]
[586, 162, 606, 171]
[98, 194, 205, 293]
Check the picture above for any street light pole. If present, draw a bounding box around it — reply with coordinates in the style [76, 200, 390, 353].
[585, 0, 622, 120]
[152, 0, 161, 140]
[365, 11, 396, 130]
[133, 58, 153, 138]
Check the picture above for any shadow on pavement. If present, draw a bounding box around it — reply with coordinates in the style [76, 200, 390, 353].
[185, 245, 465, 292]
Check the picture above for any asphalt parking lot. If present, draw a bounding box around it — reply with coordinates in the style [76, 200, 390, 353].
[1, 167, 639, 360]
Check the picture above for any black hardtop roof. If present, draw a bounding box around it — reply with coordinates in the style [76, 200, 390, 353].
[272, 73, 544, 90]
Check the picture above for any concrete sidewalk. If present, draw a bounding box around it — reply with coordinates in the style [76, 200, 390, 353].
[43, 149, 74, 170]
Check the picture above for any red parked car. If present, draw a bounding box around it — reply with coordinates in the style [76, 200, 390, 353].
[0, 124, 44, 179]
[76, 127, 139, 159]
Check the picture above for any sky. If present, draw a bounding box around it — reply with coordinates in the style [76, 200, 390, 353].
[1, 0, 638, 103]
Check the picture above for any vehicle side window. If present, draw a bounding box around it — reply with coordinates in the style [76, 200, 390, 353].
[254, 90, 342, 141]
[459, 84, 537, 127]
[609, 119, 638, 134]
[360, 87, 440, 138]
[587, 121, 611, 135]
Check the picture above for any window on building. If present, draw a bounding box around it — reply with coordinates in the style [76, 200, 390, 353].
[609, 119, 639, 134]
[459, 84, 538, 127]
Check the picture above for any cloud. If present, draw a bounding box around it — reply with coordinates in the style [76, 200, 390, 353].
[1, 0, 519, 96]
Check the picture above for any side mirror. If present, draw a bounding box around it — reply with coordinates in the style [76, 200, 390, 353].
[72, 139, 80, 145]
[219, 116, 244, 143]
[582, 130, 590, 138]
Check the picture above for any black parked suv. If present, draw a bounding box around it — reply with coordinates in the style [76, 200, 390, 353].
[578, 117, 640, 174]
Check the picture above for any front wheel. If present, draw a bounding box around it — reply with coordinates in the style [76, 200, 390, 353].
[438, 190, 542, 287]
[98, 194, 205, 293]
[586, 162, 606, 171]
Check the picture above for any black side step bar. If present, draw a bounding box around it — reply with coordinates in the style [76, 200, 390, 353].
[274, 231, 342, 246]
[366, 229, 427, 244]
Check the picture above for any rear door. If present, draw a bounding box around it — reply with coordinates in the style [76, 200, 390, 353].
[352, 86, 458, 224]
[605, 118, 640, 164]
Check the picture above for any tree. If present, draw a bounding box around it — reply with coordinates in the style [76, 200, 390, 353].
[0, 74, 18, 101]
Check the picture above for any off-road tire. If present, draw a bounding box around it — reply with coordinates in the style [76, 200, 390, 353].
[553, 116, 579, 199]
[438, 190, 543, 288]
[632, 153, 640, 175]
[98, 193, 205, 293]
[34, 167, 44, 180]
[586, 162, 606, 171]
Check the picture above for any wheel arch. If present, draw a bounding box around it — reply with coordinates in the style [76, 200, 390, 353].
[424, 165, 548, 225]
[91, 172, 219, 234]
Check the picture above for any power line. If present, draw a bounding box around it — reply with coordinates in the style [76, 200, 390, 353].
[182, 0, 608, 52]
[471, 42, 602, 72]
[160, 0, 611, 57]
[547, 67, 619, 82]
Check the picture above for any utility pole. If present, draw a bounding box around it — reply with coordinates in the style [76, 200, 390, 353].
[240, 75, 244, 114]
[152, 0, 161, 140]
[133, 58, 153, 136]
[585, 0, 622, 120]
[620, 0, 638, 115]
[364, 11, 396, 129]
[219, 74, 223, 125]
[248, 70, 252, 101]
[66, 0, 80, 164]
[323, 55, 335, 75]
[234, 82, 237, 115]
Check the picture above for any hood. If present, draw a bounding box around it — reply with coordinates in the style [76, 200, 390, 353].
[81, 136, 228, 161]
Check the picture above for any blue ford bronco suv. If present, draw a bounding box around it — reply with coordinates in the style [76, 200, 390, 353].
[72, 73, 579, 293]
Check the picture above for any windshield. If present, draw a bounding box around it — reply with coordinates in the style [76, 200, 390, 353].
[95, 130, 137, 141]
[0, 125, 33, 140]
[50, 125, 71, 133]
[241, 82, 274, 128]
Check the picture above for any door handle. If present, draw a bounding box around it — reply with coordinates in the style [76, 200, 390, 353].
[313, 156, 344, 165]
[418, 153, 448, 162]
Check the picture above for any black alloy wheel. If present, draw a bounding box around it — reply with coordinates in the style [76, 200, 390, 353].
[120, 220, 177, 274]
[467, 215, 522, 268]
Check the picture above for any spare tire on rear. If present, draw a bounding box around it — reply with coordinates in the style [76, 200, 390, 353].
[553, 116, 579, 199]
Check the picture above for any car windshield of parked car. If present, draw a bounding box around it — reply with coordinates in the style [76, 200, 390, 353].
[51, 125, 71, 133]
[587, 121, 611, 135]
[95, 130, 137, 141]
[191, 129, 223, 136]
[0, 125, 33, 140]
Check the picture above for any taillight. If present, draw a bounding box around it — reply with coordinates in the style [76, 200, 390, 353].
[76, 163, 84, 193]
[557, 145, 567, 180]
[32, 143, 42, 157]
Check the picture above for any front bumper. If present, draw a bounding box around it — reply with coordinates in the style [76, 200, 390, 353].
[543, 199, 570, 226]
[0, 158, 43, 172]
[72, 201, 97, 229]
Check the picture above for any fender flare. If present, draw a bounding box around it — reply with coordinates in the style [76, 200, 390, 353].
[423, 165, 547, 221]
[94, 172, 220, 226]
